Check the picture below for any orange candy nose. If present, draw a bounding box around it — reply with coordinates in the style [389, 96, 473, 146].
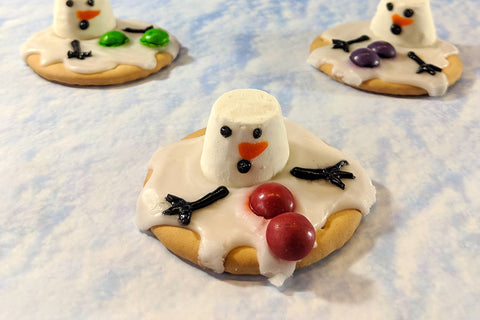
[238, 141, 268, 160]
[392, 14, 414, 27]
[76, 10, 101, 21]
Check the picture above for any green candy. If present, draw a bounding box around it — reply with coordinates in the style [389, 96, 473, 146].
[99, 31, 129, 47]
[140, 28, 170, 48]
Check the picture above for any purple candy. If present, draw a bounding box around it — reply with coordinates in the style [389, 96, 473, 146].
[350, 48, 380, 68]
[367, 41, 396, 58]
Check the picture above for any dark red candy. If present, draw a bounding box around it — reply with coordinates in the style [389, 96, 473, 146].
[249, 183, 295, 219]
[350, 48, 380, 68]
[266, 212, 316, 261]
[367, 41, 396, 58]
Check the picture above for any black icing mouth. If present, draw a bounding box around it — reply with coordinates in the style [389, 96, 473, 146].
[391, 24, 402, 35]
[237, 159, 251, 174]
[79, 20, 89, 30]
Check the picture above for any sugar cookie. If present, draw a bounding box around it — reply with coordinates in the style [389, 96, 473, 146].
[136, 89, 376, 286]
[307, 0, 462, 96]
[21, 0, 180, 85]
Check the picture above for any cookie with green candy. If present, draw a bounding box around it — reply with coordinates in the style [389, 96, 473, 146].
[21, 0, 180, 86]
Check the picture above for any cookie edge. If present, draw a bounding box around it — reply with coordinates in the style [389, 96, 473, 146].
[25, 52, 174, 86]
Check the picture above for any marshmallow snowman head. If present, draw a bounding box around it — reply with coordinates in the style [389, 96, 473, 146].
[52, 0, 116, 40]
[370, 0, 437, 47]
[201, 89, 290, 188]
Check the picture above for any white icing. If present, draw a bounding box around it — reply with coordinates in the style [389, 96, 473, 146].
[21, 19, 180, 74]
[201, 89, 290, 188]
[307, 21, 458, 96]
[370, 0, 436, 47]
[135, 119, 376, 286]
[52, 0, 116, 40]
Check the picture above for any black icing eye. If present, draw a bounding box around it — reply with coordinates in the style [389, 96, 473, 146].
[66, 0, 74, 7]
[253, 128, 262, 139]
[87, 0, 94, 6]
[220, 126, 232, 138]
[386, 2, 393, 11]
[404, 8, 414, 18]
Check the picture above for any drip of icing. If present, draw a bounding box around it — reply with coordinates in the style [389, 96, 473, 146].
[307, 21, 457, 96]
[21, 19, 180, 74]
[135, 119, 376, 286]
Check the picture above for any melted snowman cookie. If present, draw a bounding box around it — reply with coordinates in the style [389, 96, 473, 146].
[136, 89, 376, 286]
[308, 0, 462, 96]
[21, 0, 180, 85]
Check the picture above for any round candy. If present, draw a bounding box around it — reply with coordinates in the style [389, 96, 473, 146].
[140, 28, 170, 48]
[367, 41, 396, 58]
[266, 212, 316, 261]
[99, 31, 129, 47]
[249, 183, 295, 219]
[350, 48, 380, 68]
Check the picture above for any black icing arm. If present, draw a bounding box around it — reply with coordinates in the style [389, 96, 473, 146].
[290, 160, 355, 190]
[123, 25, 154, 33]
[67, 40, 92, 59]
[407, 51, 442, 75]
[332, 35, 370, 53]
[163, 186, 229, 225]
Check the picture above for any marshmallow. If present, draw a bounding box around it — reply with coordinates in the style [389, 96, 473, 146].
[200, 89, 289, 188]
[52, 0, 116, 40]
[370, 0, 437, 47]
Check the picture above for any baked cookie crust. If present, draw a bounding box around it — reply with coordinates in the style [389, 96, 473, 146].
[26, 52, 173, 86]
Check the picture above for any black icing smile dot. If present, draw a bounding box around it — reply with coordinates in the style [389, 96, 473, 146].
[79, 20, 89, 30]
[220, 126, 232, 138]
[237, 159, 251, 174]
[391, 24, 402, 35]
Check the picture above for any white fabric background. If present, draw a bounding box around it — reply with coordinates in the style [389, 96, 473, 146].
[1, 0, 479, 318]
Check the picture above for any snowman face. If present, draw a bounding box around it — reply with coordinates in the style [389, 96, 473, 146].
[201, 89, 289, 188]
[370, 0, 437, 47]
[52, 0, 116, 40]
